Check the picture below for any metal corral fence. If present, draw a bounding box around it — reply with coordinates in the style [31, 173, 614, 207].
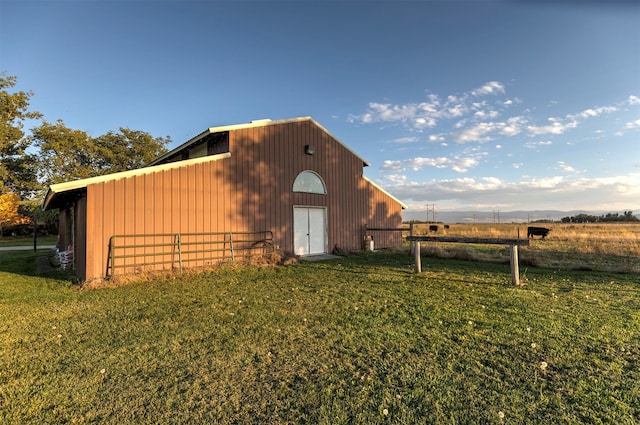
[363, 226, 411, 250]
[106, 231, 274, 277]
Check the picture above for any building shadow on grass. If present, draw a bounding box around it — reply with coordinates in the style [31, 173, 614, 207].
[0, 249, 74, 281]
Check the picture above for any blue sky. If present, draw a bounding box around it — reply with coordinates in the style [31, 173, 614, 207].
[2, 0, 639, 216]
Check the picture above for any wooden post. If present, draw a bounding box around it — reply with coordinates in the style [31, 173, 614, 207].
[414, 240, 421, 273]
[409, 222, 415, 254]
[510, 244, 520, 286]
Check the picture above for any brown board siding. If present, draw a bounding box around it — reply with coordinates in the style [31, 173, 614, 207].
[365, 179, 403, 248]
[79, 118, 403, 281]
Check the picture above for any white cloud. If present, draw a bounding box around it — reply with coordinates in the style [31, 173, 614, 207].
[379, 173, 640, 211]
[348, 81, 510, 131]
[526, 176, 565, 189]
[380, 159, 404, 172]
[524, 140, 553, 149]
[527, 118, 579, 136]
[571, 106, 618, 120]
[348, 100, 440, 129]
[448, 104, 467, 117]
[390, 136, 420, 143]
[471, 81, 505, 97]
[474, 110, 499, 120]
[451, 157, 480, 173]
[384, 174, 407, 184]
[379, 154, 480, 174]
[625, 119, 640, 130]
[557, 161, 576, 173]
[349, 86, 635, 160]
[454, 122, 497, 143]
[407, 157, 451, 170]
[526, 104, 618, 137]
[481, 176, 503, 188]
[500, 116, 526, 136]
[452, 117, 525, 143]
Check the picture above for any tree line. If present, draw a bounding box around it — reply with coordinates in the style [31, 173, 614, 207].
[1, 73, 170, 234]
[560, 211, 639, 223]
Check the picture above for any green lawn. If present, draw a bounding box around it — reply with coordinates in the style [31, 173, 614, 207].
[0, 235, 57, 247]
[1, 251, 638, 424]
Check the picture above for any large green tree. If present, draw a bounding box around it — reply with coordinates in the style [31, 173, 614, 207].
[0, 74, 42, 197]
[3, 73, 171, 194]
[31, 120, 95, 185]
[94, 128, 170, 172]
[33, 120, 170, 187]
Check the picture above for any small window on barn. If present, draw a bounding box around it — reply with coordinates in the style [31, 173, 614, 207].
[293, 171, 326, 194]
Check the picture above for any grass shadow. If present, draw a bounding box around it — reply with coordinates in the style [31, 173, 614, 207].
[0, 249, 75, 282]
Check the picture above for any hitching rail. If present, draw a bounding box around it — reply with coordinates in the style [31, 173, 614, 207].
[406, 236, 529, 286]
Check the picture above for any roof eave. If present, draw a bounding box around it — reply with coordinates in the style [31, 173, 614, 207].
[43, 152, 232, 210]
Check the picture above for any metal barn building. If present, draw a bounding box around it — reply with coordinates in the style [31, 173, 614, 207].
[43, 117, 406, 281]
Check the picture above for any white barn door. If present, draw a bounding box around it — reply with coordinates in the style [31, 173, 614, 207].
[293, 207, 327, 256]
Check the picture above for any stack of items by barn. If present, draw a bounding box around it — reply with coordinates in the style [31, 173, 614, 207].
[58, 245, 73, 270]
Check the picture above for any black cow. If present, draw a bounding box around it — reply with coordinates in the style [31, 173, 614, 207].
[429, 225, 438, 232]
[527, 226, 551, 239]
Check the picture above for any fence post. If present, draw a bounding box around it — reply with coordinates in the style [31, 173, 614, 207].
[106, 236, 114, 277]
[414, 240, 421, 273]
[510, 244, 520, 286]
[176, 234, 183, 273]
[409, 222, 415, 255]
[229, 232, 234, 262]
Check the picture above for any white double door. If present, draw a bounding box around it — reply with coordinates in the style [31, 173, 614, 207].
[293, 207, 327, 256]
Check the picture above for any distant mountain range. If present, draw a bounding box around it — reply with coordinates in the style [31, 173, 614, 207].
[402, 210, 631, 224]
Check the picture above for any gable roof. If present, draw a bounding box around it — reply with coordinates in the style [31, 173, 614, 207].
[44, 117, 406, 211]
[43, 152, 231, 210]
[147, 116, 371, 167]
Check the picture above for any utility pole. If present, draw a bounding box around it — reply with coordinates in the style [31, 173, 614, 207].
[425, 204, 436, 223]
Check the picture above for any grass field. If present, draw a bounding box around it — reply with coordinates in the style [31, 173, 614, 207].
[0, 235, 57, 247]
[408, 222, 640, 273]
[1, 249, 638, 424]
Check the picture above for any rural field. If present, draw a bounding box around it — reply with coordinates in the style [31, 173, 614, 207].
[406, 222, 640, 274]
[0, 225, 638, 424]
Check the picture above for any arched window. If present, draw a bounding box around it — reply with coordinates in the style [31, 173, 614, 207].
[293, 170, 326, 194]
